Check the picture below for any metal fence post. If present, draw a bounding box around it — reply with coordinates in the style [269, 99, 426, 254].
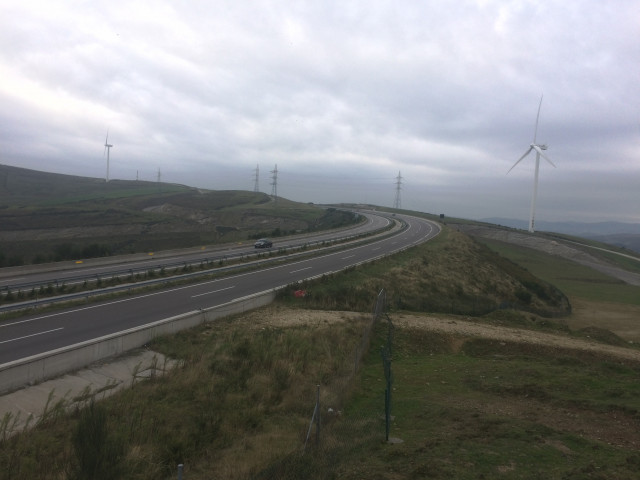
[381, 316, 394, 443]
[177, 463, 183, 480]
[315, 384, 321, 445]
[385, 387, 390, 442]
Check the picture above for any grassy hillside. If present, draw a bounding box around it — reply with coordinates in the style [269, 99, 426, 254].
[3, 171, 640, 478]
[2, 224, 640, 479]
[0, 163, 183, 204]
[283, 226, 571, 318]
[0, 164, 358, 266]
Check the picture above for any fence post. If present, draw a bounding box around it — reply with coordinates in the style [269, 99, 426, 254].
[177, 463, 183, 480]
[315, 384, 321, 445]
[381, 311, 396, 443]
[381, 346, 392, 442]
[385, 386, 390, 442]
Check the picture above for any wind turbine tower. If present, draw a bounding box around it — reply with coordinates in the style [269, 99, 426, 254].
[393, 171, 403, 209]
[103, 131, 113, 182]
[507, 95, 556, 233]
[270, 164, 278, 201]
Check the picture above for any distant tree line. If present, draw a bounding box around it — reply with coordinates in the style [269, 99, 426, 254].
[249, 209, 360, 240]
[0, 243, 112, 267]
[311, 208, 360, 231]
[0, 209, 360, 267]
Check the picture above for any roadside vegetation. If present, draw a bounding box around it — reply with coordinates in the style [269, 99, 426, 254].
[3, 216, 640, 478]
[283, 227, 571, 318]
[2, 306, 640, 479]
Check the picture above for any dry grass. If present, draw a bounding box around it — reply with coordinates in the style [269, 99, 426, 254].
[3, 299, 640, 479]
[566, 297, 640, 342]
[290, 227, 570, 318]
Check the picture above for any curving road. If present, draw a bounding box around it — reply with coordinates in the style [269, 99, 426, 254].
[0, 213, 440, 364]
[0, 211, 390, 292]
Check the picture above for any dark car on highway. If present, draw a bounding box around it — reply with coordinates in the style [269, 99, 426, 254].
[254, 238, 273, 248]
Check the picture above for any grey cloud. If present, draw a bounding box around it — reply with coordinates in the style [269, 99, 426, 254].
[0, 0, 638, 224]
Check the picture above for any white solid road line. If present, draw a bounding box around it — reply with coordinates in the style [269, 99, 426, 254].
[0, 327, 64, 345]
[191, 285, 235, 298]
[0, 277, 26, 283]
[289, 266, 312, 274]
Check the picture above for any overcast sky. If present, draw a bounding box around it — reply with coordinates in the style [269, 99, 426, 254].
[1, 1, 638, 224]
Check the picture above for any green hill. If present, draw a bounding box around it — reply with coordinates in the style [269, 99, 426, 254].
[0, 164, 357, 266]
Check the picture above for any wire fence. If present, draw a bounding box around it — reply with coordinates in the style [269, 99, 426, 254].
[78, 288, 392, 480]
[380, 313, 395, 443]
[249, 289, 394, 479]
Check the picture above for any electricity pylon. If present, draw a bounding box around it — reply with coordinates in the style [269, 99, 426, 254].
[253, 164, 260, 192]
[393, 171, 403, 209]
[270, 164, 278, 202]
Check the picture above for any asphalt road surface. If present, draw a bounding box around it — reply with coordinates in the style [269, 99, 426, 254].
[0, 211, 390, 291]
[0, 214, 440, 364]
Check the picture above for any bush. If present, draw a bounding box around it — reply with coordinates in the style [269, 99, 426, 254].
[71, 401, 123, 480]
[515, 289, 532, 304]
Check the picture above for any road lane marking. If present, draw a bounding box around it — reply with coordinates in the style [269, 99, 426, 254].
[1, 217, 440, 330]
[0, 327, 64, 345]
[341, 255, 355, 259]
[191, 285, 235, 298]
[0, 277, 26, 283]
[290, 266, 312, 274]
[0, 277, 239, 326]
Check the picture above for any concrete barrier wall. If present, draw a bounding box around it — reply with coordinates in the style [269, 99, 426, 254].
[0, 290, 276, 394]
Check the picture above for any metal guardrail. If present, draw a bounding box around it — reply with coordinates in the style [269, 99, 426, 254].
[0, 223, 392, 292]
[0, 218, 406, 313]
[0, 254, 231, 294]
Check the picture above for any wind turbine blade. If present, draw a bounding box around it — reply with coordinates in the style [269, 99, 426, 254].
[507, 146, 533, 174]
[533, 94, 543, 143]
[532, 145, 556, 167]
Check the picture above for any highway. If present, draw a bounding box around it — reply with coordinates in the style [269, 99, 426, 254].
[0, 213, 440, 364]
[0, 211, 390, 292]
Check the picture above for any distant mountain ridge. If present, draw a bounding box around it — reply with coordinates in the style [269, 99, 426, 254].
[480, 218, 640, 236]
[480, 217, 640, 254]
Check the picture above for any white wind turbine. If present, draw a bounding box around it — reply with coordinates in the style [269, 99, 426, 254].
[103, 130, 113, 182]
[507, 95, 556, 233]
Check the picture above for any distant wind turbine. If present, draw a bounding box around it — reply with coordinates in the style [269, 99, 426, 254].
[103, 130, 113, 182]
[507, 95, 556, 233]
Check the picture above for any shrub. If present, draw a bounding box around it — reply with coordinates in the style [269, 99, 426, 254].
[515, 289, 532, 304]
[71, 401, 124, 480]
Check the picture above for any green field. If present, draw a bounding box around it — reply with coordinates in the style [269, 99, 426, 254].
[342, 324, 640, 479]
[477, 238, 640, 306]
